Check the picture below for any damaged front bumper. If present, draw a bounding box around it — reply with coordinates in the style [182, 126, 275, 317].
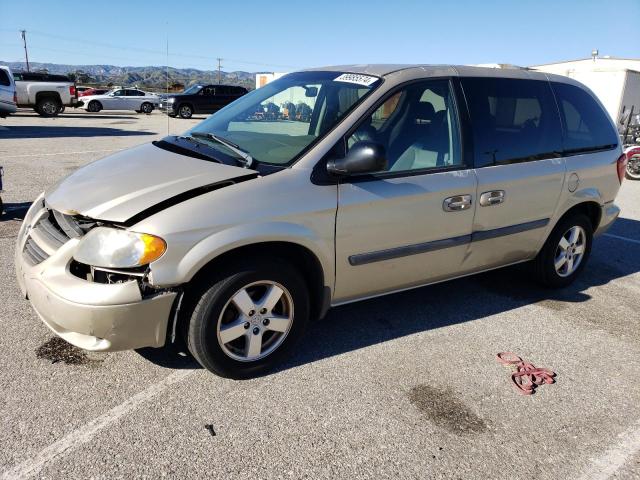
[15, 200, 177, 352]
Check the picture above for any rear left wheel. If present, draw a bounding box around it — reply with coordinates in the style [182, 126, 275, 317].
[532, 214, 592, 288]
[186, 259, 310, 378]
[36, 97, 61, 117]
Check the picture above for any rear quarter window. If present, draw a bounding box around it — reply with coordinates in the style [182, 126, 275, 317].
[551, 82, 618, 153]
[461, 77, 563, 167]
[0, 69, 11, 86]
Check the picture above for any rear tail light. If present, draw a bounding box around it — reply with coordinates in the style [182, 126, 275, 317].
[13, 91, 17, 104]
[70, 85, 76, 97]
[617, 153, 629, 184]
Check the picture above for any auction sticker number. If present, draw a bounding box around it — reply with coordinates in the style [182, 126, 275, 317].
[334, 73, 378, 87]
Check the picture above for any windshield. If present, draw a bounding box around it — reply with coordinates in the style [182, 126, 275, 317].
[188, 71, 381, 166]
[184, 84, 203, 95]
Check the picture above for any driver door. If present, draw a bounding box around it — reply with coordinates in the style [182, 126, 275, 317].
[103, 89, 125, 109]
[334, 79, 477, 303]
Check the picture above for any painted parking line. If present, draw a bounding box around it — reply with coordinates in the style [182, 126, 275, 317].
[578, 418, 640, 480]
[0, 370, 194, 480]
[603, 233, 640, 245]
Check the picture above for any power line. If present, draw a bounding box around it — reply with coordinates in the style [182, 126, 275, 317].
[17, 29, 301, 69]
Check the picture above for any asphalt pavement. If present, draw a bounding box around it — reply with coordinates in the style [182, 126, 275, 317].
[0, 109, 639, 479]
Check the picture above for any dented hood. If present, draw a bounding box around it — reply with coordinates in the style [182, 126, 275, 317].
[45, 143, 255, 223]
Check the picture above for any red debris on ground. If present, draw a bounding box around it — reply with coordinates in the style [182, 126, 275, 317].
[496, 352, 556, 395]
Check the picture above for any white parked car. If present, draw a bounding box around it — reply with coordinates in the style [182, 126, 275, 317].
[0, 66, 17, 117]
[79, 88, 159, 113]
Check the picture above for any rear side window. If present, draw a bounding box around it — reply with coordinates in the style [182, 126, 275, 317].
[551, 82, 618, 153]
[0, 69, 11, 86]
[461, 78, 562, 167]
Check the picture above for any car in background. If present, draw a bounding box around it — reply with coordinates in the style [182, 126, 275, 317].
[79, 88, 109, 97]
[13, 71, 78, 116]
[0, 66, 17, 117]
[79, 88, 159, 113]
[160, 84, 247, 118]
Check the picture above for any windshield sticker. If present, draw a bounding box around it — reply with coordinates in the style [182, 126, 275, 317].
[334, 73, 378, 87]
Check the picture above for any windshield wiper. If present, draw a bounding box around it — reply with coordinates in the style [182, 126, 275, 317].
[191, 131, 254, 168]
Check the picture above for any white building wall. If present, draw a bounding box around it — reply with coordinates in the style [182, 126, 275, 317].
[531, 57, 640, 124]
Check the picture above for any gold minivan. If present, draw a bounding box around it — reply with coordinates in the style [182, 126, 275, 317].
[16, 65, 625, 377]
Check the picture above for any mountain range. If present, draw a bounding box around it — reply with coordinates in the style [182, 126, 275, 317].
[0, 61, 261, 91]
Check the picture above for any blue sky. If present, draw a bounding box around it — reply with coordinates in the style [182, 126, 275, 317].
[0, 0, 638, 71]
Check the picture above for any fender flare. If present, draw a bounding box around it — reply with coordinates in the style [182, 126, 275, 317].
[150, 221, 334, 289]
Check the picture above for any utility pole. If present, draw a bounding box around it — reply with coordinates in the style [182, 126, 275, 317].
[216, 57, 223, 85]
[20, 30, 30, 72]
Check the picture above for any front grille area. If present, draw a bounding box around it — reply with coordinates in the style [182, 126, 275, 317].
[22, 206, 95, 266]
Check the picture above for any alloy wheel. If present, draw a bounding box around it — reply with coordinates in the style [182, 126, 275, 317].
[554, 225, 586, 277]
[627, 155, 640, 180]
[41, 101, 58, 115]
[216, 281, 294, 362]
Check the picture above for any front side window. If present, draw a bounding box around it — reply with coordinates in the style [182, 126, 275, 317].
[347, 79, 461, 173]
[461, 78, 562, 167]
[184, 85, 202, 95]
[551, 82, 618, 153]
[188, 71, 381, 166]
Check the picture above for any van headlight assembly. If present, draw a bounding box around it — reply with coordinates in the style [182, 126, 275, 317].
[73, 227, 167, 268]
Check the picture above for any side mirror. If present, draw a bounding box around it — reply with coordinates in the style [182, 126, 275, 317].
[327, 141, 387, 176]
[304, 86, 318, 98]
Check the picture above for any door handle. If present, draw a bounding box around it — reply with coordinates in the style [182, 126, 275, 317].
[443, 194, 472, 212]
[479, 190, 505, 207]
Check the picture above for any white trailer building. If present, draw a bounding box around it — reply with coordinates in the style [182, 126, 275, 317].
[531, 56, 640, 127]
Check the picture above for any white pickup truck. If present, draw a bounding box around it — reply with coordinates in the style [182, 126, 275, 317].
[13, 71, 78, 117]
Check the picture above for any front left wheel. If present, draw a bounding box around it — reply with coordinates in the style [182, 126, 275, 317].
[140, 102, 153, 114]
[186, 259, 310, 378]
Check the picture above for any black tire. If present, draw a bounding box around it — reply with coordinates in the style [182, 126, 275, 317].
[626, 155, 640, 180]
[36, 97, 61, 117]
[532, 213, 593, 288]
[140, 102, 153, 114]
[57, 105, 65, 114]
[178, 104, 193, 119]
[186, 259, 310, 378]
[87, 100, 102, 113]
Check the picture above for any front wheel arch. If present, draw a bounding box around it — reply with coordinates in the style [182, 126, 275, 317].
[184, 242, 327, 323]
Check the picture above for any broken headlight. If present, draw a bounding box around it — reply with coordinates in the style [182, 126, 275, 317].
[73, 227, 166, 268]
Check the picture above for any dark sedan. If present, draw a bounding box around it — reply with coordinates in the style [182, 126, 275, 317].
[160, 84, 248, 118]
